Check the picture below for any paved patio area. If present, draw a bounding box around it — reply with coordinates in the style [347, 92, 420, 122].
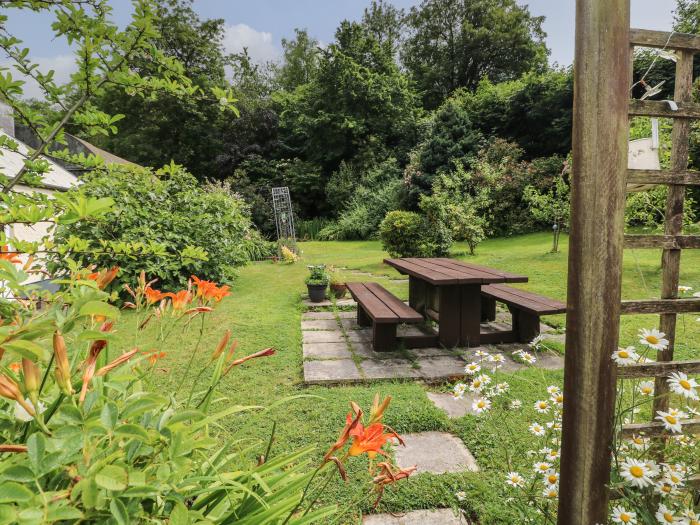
[301, 309, 564, 384]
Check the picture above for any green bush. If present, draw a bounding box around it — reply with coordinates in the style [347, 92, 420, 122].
[379, 210, 450, 257]
[52, 162, 260, 290]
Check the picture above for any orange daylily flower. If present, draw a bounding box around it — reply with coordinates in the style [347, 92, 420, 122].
[0, 246, 21, 264]
[164, 290, 192, 311]
[348, 421, 401, 459]
[86, 267, 119, 289]
[144, 286, 166, 304]
[323, 405, 364, 464]
[191, 276, 231, 302]
[147, 351, 166, 365]
[8, 362, 20, 374]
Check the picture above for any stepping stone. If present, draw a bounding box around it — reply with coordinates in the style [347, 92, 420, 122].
[301, 319, 339, 331]
[351, 342, 404, 360]
[416, 356, 467, 381]
[408, 347, 453, 358]
[360, 359, 422, 380]
[426, 392, 479, 418]
[336, 311, 356, 319]
[302, 330, 345, 344]
[303, 342, 353, 360]
[542, 333, 566, 344]
[336, 298, 356, 307]
[303, 359, 362, 384]
[340, 318, 362, 330]
[363, 509, 466, 525]
[347, 330, 372, 343]
[395, 432, 478, 474]
[303, 298, 333, 308]
[389, 279, 409, 284]
[302, 311, 336, 320]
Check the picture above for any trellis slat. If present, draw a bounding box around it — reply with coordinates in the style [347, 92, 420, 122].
[627, 168, 700, 186]
[630, 28, 700, 52]
[617, 360, 700, 378]
[629, 99, 700, 119]
[624, 234, 700, 249]
[620, 298, 700, 314]
[620, 419, 700, 438]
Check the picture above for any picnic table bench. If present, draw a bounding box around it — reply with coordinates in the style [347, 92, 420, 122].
[481, 283, 567, 343]
[346, 282, 424, 351]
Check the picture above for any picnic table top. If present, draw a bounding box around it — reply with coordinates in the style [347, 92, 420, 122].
[383, 257, 528, 286]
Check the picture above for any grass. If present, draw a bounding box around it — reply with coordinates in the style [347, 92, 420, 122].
[108, 232, 700, 524]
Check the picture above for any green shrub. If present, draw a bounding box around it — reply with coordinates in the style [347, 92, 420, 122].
[52, 162, 258, 290]
[379, 210, 450, 257]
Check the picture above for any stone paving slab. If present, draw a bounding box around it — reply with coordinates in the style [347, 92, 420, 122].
[352, 342, 406, 360]
[408, 347, 454, 358]
[303, 342, 354, 360]
[301, 319, 340, 331]
[339, 318, 363, 331]
[337, 311, 356, 319]
[303, 298, 356, 309]
[302, 330, 345, 344]
[347, 330, 372, 343]
[363, 509, 466, 525]
[303, 359, 362, 384]
[396, 432, 478, 474]
[361, 359, 422, 380]
[426, 392, 479, 418]
[416, 356, 468, 380]
[302, 311, 336, 320]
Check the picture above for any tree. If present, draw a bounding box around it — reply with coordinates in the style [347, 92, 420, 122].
[275, 28, 320, 92]
[401, 0, 548, 109]
[523, 164, 571, 253]
[361, 0, 406, 58]
[674, 0, 700, 33]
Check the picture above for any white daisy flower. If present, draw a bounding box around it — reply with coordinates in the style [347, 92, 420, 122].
[682, 510, 699, 525]
[510, 399, 522, 410]
[654, 481, 678, 498]
[529, 422, 545, 437]
[611, 506, 637, 524]
[492, 382, 509, 395]
[455, 490, 466, 501]
[655, 504, 678, 524]
[612, 347, 639, 366]
[620, 458, 656, 488]
[471, 397, 491, 414]
[529, 334, 545, 350]
[505, 472, 525, 488]
[546, 421, 562, 432]
[541, 485, 558, 499]
[550, 391, 564, 406]
[544, 448, 560, 461]
[474, 350, 489, 359]
[533, 462, 552, 474]
[639, 328, 669, 351]
[655, 408, 687, 433]
[678, 285, 693, 294]
[638, 381, 655, 396]
[534, 400, 550, 413]
[515, 350, 537, 365]
[667, 372, 699, 400]
[543, 471, 559, 486]
[464, 362, 481, 375]
[453, 383, 467, 399]
[629, 435, 649, 451]
[469, 374, 491, 392]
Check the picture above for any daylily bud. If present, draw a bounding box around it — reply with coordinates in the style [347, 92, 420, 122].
[53, 331, 73, 395]
[0, 374, 34, 418]
[21, 358, 40, 401]
[211, 330, 231, 360]
[369, 394, 391, 425]
[96, 349, 138, 377]
[222, 348, 275, 377]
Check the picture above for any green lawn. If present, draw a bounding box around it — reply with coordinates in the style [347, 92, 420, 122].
[110, 232, 700, 524]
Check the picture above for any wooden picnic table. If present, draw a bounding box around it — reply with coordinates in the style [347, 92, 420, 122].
[384, 257, 528, 347]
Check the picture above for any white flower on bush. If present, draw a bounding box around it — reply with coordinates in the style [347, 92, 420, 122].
[654, 480, 679, 498]
[639, 328, 669, 351]
[455, 490, 466, 501]
[453, 383, 467, 399]
[15, 398, 45, 422]
[667, 372, 699, 400]
[529, 334, 545, 350]
[529, 422, 545, 437]
[492, 382, 509, 395]
[678, 285, 693, 294]
[543, 470, 559, 487]
[487, 353, 505, 364]
[464, 362, 481, 375]
[541, 485, 558, 499]
[638, 381, 655, 396]
[471, 397, 491, 414]
[469, 374, 491, 392]
[629, 435, 649, 451]
[533, 462, 551, 475]
[534, 400, 550, 413]
[513, 349, 537, 365]
[655, 504, 678, 524]
[612, 347, 639, 366]
[655, 408, 687, 433]
[620, 458, 657, 488]
[611, 506, 637, 524]
[505, 472, 525, 488]
[510, 399, 522, 410]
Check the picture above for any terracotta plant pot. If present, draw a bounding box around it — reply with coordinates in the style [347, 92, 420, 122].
[330, 283, 347, 299]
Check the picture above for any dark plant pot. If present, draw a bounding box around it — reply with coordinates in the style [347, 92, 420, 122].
[307, 283, 328, 303]
[330, 283, 347, 299]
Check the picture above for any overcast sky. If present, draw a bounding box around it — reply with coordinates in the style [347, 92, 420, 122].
[2, 0, 677, 97]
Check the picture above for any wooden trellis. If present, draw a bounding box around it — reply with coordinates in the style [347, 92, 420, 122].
[558, 3, 700, 524]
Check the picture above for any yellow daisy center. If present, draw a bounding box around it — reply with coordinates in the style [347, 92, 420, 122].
[619, 350, 629, 358]
[642, 387, 652, 394]
[661, 485, 671, 493]
[679, 379, 691, 390]
[665, 415, 677, 425]
[664, 513, 674, 523]
[547, 474, 557, 484]
[477, 401, 485, 408]
[629, 465, 644, 478]
[645, 335, 659, 344]
[621, 515, 631, 524]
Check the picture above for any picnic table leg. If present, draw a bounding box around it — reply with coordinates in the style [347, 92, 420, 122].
[373, 323, 397, 352]
[408, 276, 427, 314]
[438, 285, 461, 348]
[357, 305, 372, 327]
[481, 296, 496, 322]
[459, 284, 481, 347]
[510, 307, 541, 343]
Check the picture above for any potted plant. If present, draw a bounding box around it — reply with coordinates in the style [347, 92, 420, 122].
[329, 268, 347, 299]
[306, 264, 330, 302]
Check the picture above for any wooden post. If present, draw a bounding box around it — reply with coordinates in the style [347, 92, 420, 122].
[558, 2, 630, 524]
